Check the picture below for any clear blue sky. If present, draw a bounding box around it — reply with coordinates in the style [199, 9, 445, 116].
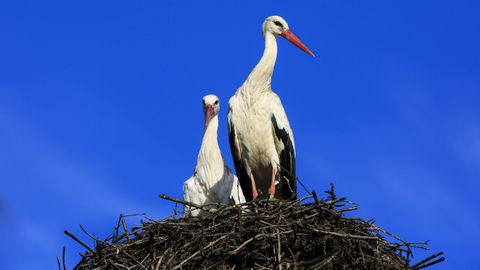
[1, 1, 479, 269]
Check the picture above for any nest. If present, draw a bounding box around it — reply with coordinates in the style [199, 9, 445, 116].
[64, 186, 444, 270]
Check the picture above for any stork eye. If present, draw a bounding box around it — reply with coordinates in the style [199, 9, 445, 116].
[273, 21, 283, 28]
[202, 100, 206, 105]
[214, 100, 219, 105]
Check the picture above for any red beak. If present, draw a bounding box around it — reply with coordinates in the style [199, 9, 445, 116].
[204, 105, 215, 126]
[280, 29, 315, 57]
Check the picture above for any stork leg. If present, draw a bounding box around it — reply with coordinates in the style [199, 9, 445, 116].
[249, 172, 259, 199]
[268, 166, 277, 198]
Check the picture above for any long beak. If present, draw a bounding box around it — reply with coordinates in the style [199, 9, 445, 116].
[280, 29, 315, 57]
[204, 105, 214, 126]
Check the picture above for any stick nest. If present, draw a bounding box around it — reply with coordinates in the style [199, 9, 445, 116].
[66, 187, 444, 270]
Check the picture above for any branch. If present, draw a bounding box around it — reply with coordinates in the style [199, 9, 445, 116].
[64, 230, 95, 254]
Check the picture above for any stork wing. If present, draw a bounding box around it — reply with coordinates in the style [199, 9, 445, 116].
[183, 176, 206, 216]
[228, 99, 253, 201]
[230, 173, 246, 204]
[216, 169, 246, 204]
[270, 93, 297, 200]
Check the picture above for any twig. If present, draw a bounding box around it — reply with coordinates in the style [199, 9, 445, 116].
[56, 256, 61, 270]
[79, 225, 100, 242]
[112, 243, 147, 269]
[159, 193, 214, 213]
[122, 219, 130, 240]
[412, 252, 445, 269]
[311, 190, 319, 204]
[313, 229, 379, 240]
[62, 246, 66, 270]
[414, 257, 445, 270]
[172, 235, 227, 270]
[155, 255, 164, 270]
[64, 230, 95, 254]
[276, 229, 282, 270]
[279, 164, 311, 195]
[229, 233, 267, 255]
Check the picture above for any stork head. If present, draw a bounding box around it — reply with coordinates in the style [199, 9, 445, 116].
[202, 94, 220, 126]
[263, 15, 315, 57]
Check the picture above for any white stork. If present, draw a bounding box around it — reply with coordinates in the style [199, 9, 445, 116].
[184, 94, 245, 216]
[228, 16, 314, 201]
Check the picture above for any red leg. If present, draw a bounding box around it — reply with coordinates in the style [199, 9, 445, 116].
[249, 172, 259, 199]
[268, 166, 277, 198]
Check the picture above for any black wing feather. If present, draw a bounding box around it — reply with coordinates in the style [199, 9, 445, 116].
[271, 115, 297, 200]
[228, 121, 253, 201]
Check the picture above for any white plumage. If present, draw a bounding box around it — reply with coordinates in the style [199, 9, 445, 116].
[184, 94, 245, 216]
[228, 16, 314, 201]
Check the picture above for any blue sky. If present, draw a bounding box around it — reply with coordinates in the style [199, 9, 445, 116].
[0, 0, 479, 269]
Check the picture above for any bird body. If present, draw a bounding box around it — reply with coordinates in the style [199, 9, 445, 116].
[228, 16, 314, 201]
[184, 95, 245, 216]
[229, 92, 291, 178]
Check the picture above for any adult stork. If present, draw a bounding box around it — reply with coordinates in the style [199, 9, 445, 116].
[228, 16, 314, 201]
[184, 95, 245, 216]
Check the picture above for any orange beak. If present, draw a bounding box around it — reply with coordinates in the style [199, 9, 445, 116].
[280, 29, 315, 57]
[204, 105, 215, 126]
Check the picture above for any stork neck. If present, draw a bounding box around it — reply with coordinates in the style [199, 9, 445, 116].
[198, 115, 222, 162]
[245, 31, 277, 90]
[203, 115, 218, 143]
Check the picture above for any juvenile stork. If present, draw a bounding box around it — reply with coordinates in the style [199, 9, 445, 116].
[184, 95, 245, 216]
[228, 15, 314, 201]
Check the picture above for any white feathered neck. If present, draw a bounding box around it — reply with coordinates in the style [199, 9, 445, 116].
[195, 114, 225, 186]
[243, 31, 277, 93]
